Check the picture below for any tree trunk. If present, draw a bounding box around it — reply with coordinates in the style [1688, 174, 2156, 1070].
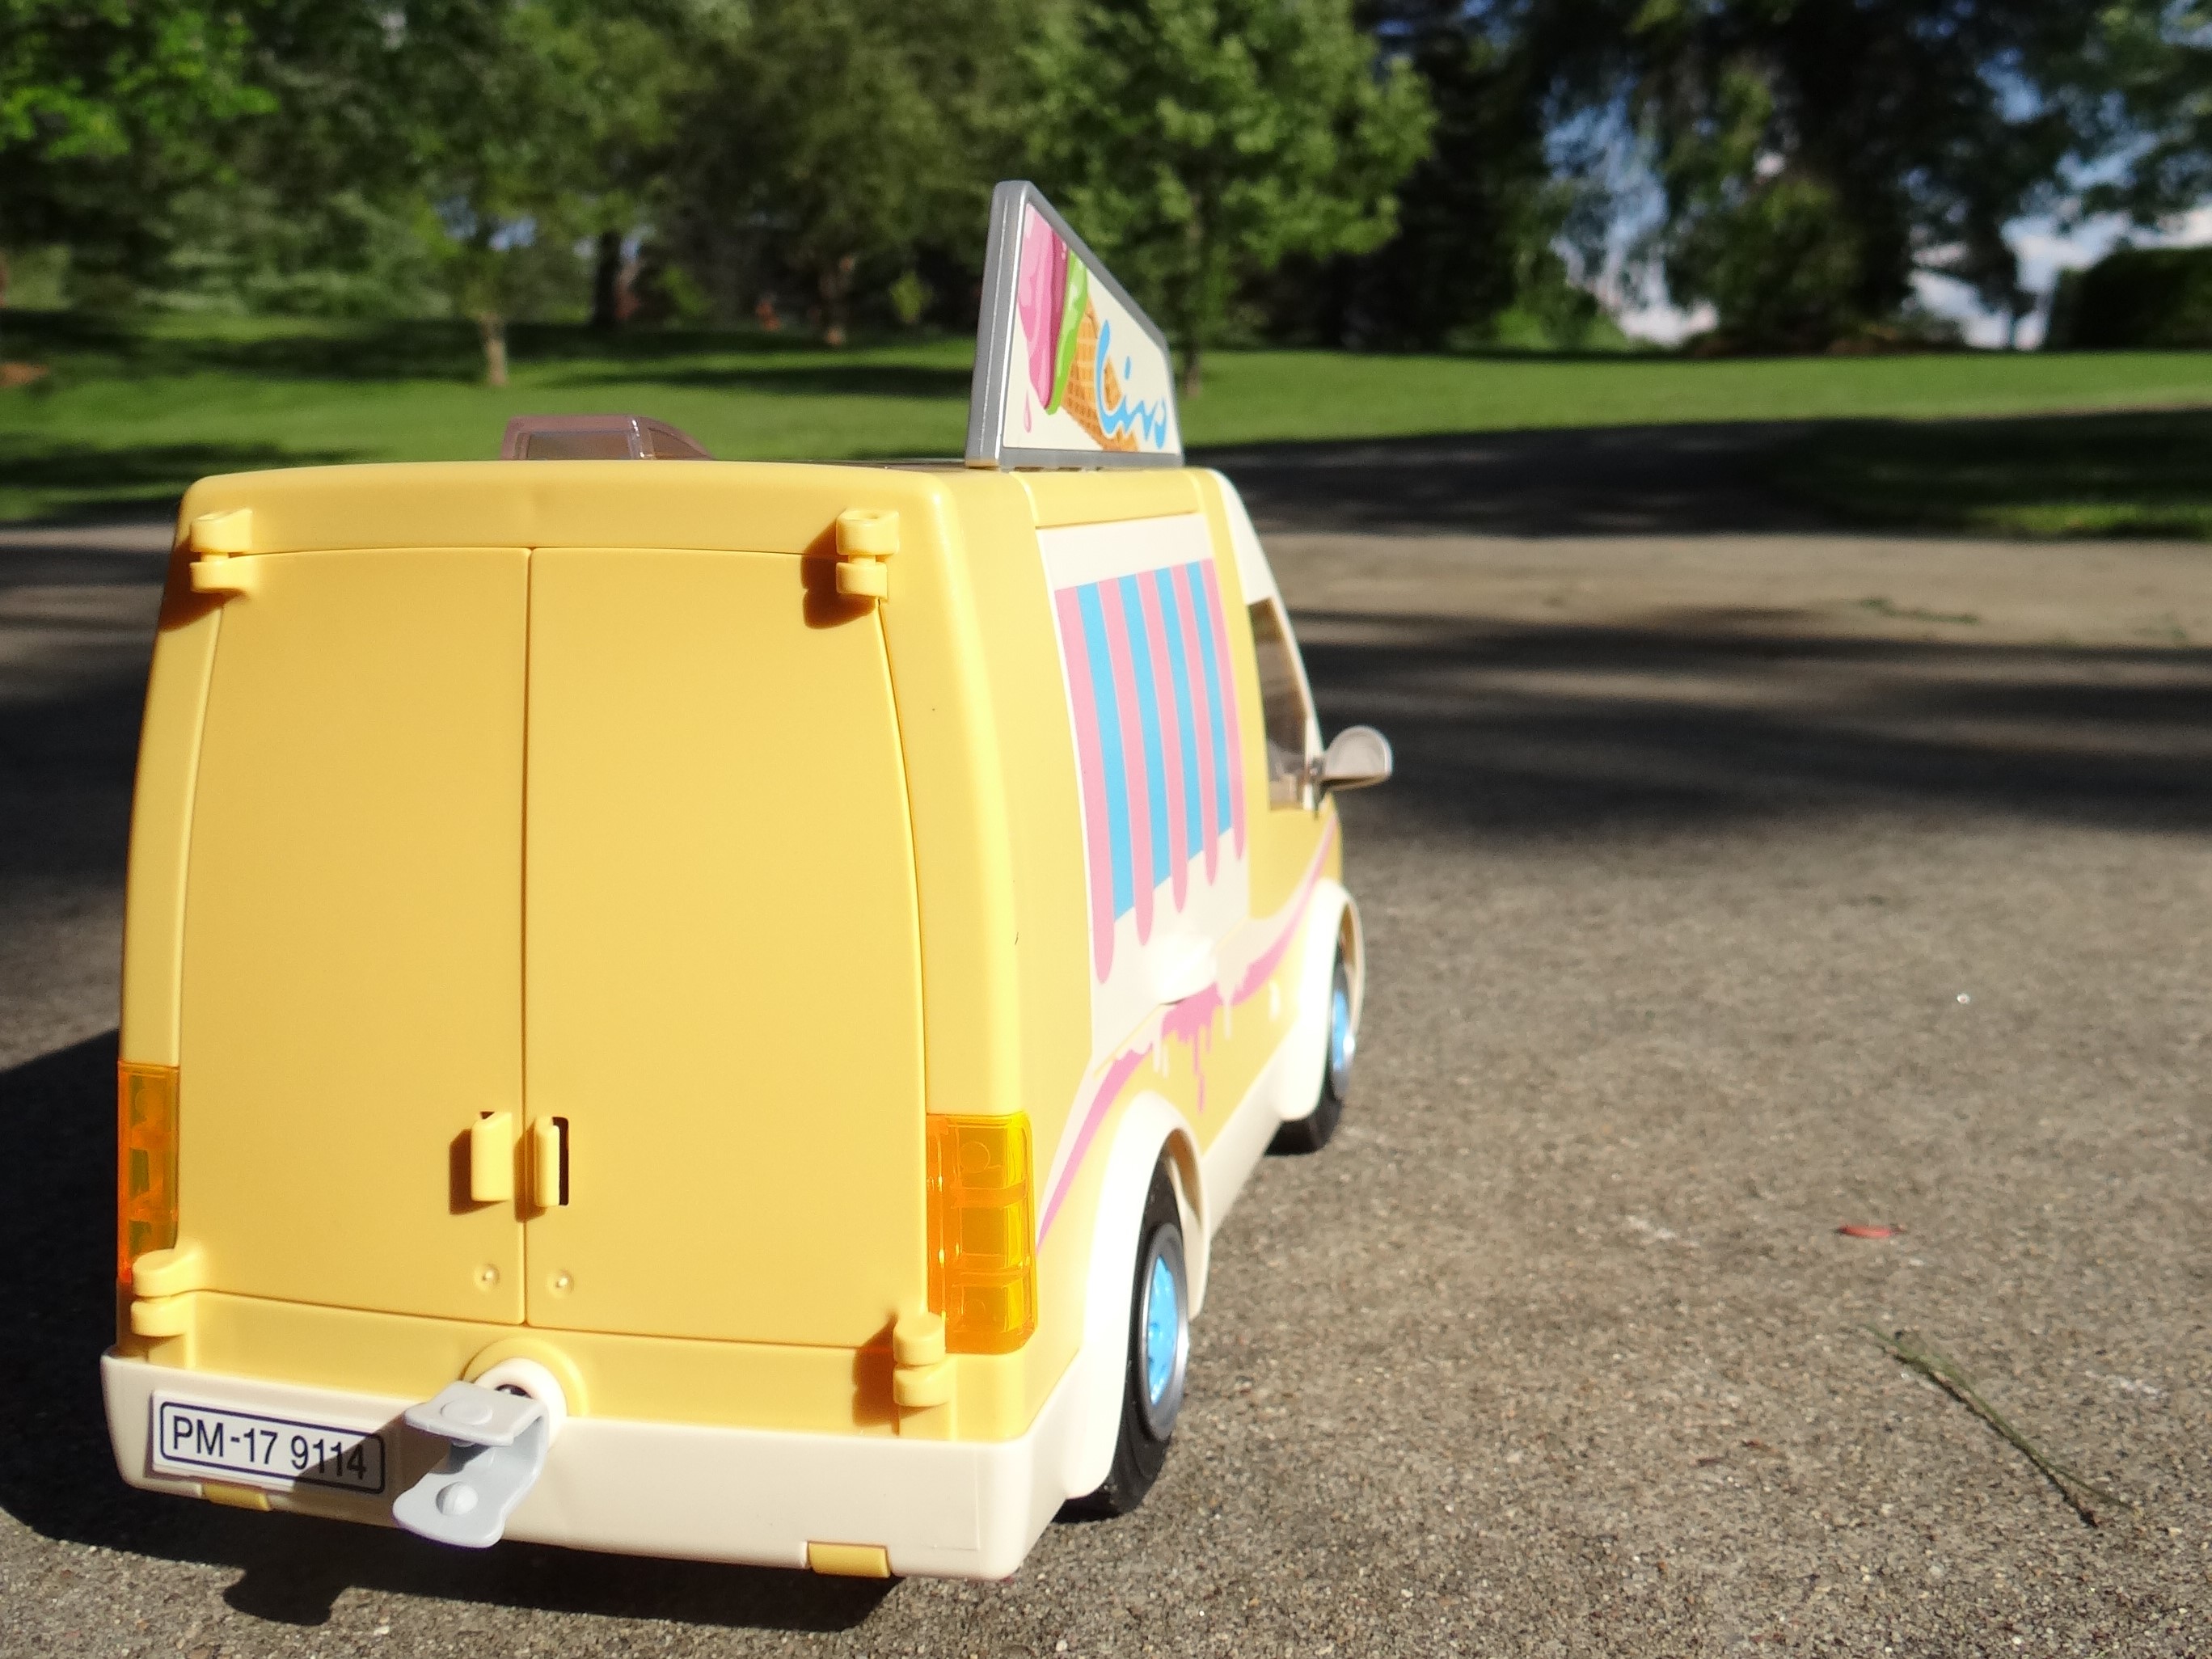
[1178, 337, 1203, 399]
[819, 254, 855, 348]
[479, 313, 509, 387]
[590, 230, 623, 331]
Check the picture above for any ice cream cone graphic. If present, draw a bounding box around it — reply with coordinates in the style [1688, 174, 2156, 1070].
[1060, 306, 1140, 452]
[1013, 204, 1160, 454]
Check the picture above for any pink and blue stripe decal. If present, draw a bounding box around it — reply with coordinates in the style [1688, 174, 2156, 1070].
[1167, 565, 1222, 880]
[1138, 571, 1192, 910]
[1120, 575, 1173, 910]
[1195, 559, 1247, 856]
[1153, 568, 1205, 859]
[1057, 554, 1243, 981]
[1098, 578, 1155, 942]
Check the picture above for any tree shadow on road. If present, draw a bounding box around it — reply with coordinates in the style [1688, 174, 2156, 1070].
[1198, 423, 1825, 538]
[0, 1032, 895, 1633]
[1298, 611, 2212, 841]
[1200, 409, 2212, 541]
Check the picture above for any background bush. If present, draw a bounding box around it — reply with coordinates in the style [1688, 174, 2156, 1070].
[2047, 247, 2212, 350]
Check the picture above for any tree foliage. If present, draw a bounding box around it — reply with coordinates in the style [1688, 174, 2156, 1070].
[2049, 245, 2212, 348]
[1030, 0, 1433, 390]
[1, 0, 267, 295]
[1262, 0, 1602, 350]
[1537, 0, 2212, 349]
[2, 0, 2209, 365]
[662, 0, 1029, 342]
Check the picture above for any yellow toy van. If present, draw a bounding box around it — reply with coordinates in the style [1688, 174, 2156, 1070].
[103, 183, 1391, 1579]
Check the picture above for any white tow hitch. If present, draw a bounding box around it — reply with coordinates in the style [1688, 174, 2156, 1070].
[392, 1380, 550, 1548]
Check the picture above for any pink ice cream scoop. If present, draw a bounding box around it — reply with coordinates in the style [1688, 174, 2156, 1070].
[1015, 205, 1069, 407]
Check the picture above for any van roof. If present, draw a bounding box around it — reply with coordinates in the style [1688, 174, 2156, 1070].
[174, 458, 1214, 556]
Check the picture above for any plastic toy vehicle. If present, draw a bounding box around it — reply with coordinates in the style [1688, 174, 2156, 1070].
[103, 183, 1391, 1580]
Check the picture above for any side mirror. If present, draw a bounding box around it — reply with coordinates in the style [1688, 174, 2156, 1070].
[1318, 725, 1392, 792]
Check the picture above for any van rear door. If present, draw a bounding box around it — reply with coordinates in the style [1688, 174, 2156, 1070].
[521, 548, 926, 1347]
[177, 549, 530, 1323]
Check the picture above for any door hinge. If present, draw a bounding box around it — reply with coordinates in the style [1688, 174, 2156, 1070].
[834, 509, 896, 601]
[188, 509, 258, 597]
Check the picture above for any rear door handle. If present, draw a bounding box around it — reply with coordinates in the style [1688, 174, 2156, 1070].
[530, 1118, 568, 1207]
[468, 1112, 516, 1203]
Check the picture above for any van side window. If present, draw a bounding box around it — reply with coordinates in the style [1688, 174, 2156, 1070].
[1247, 598, 1315, 808]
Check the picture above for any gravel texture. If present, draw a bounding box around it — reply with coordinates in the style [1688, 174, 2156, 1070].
[1, 506, 2206, 1657]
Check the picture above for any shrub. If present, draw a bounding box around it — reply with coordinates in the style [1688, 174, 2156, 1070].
[2046, 247, 2212, 350]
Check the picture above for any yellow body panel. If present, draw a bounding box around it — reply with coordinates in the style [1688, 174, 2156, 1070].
[175, 548, 529, 1323]
[120, 458, 1341, 1458]
[1019, 469, 1201, 528]
[118, 551, 221, 1066]
[136, 1290, 1045, 1440]
[522, 547, 925, 1346]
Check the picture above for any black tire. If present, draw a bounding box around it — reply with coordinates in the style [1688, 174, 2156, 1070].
[1270, 945, 1353, 1155]
[1076, 1162, 1188, 1517]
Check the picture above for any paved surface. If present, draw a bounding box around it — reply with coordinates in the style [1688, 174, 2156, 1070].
[2, 488, 2209, 1657]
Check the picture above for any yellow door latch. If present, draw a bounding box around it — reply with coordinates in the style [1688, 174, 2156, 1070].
[469, 1112, 516, 1203]
[531, 1117, 568, 1207]
[834, 509, 895, 600]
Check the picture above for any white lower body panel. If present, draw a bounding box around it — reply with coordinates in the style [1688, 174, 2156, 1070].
[102, 1349, 1079, 1579]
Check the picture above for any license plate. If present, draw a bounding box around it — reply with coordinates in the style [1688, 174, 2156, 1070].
[150, 1395, 387, 1495]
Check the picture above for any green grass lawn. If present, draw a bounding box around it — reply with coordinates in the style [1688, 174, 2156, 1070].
[1, 310, 2208, 530]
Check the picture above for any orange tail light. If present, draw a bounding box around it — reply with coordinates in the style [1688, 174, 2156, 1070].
[117, 1062, 179, 1288]
[926, 1114, 1036, 1353]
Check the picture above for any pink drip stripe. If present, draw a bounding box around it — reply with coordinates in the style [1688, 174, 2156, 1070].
[1197, 560, 1246, 857]
[1171, 562, 1222, 881]
[1057, 587, 1117, 981]
[1038, 815, 1340, 1243]
[1136, 572, 1189, 910]
[1099, 578, 1155, 943]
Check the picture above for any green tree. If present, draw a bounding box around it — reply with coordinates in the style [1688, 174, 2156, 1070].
[1539, 0, 2212, 350]
[526, 2, 696, 331]
[155, 2, 502, 319]
[407, 2, 695, 381]
[1268, 0, 1586, 350]
[665, 0, 1029, 344]
[1, 0, 265, 327]
[1031, 0, 1433, 392]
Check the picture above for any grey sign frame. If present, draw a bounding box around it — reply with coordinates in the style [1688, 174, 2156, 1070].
[963, 180, 1184, 471]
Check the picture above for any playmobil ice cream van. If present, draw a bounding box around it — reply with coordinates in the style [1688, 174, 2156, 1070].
[103, 182, 1391, 1580]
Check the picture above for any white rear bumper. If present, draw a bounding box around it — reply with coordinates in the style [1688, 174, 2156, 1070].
[102, 1350, 1076, 1579]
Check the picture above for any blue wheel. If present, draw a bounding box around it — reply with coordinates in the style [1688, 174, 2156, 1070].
[1136, 1219, 1188, 1438]
[1074, 1162, 1187, 1516]
[1326, 963, 1356, 1102]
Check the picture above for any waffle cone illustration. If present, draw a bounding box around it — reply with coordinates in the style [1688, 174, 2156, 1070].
[1060, 306, 1142, 452]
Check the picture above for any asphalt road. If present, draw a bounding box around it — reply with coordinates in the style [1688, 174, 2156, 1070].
[2, 457, 2208, 1657]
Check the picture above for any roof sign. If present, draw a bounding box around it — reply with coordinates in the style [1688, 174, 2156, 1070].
[965, 181, 1183, 471]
